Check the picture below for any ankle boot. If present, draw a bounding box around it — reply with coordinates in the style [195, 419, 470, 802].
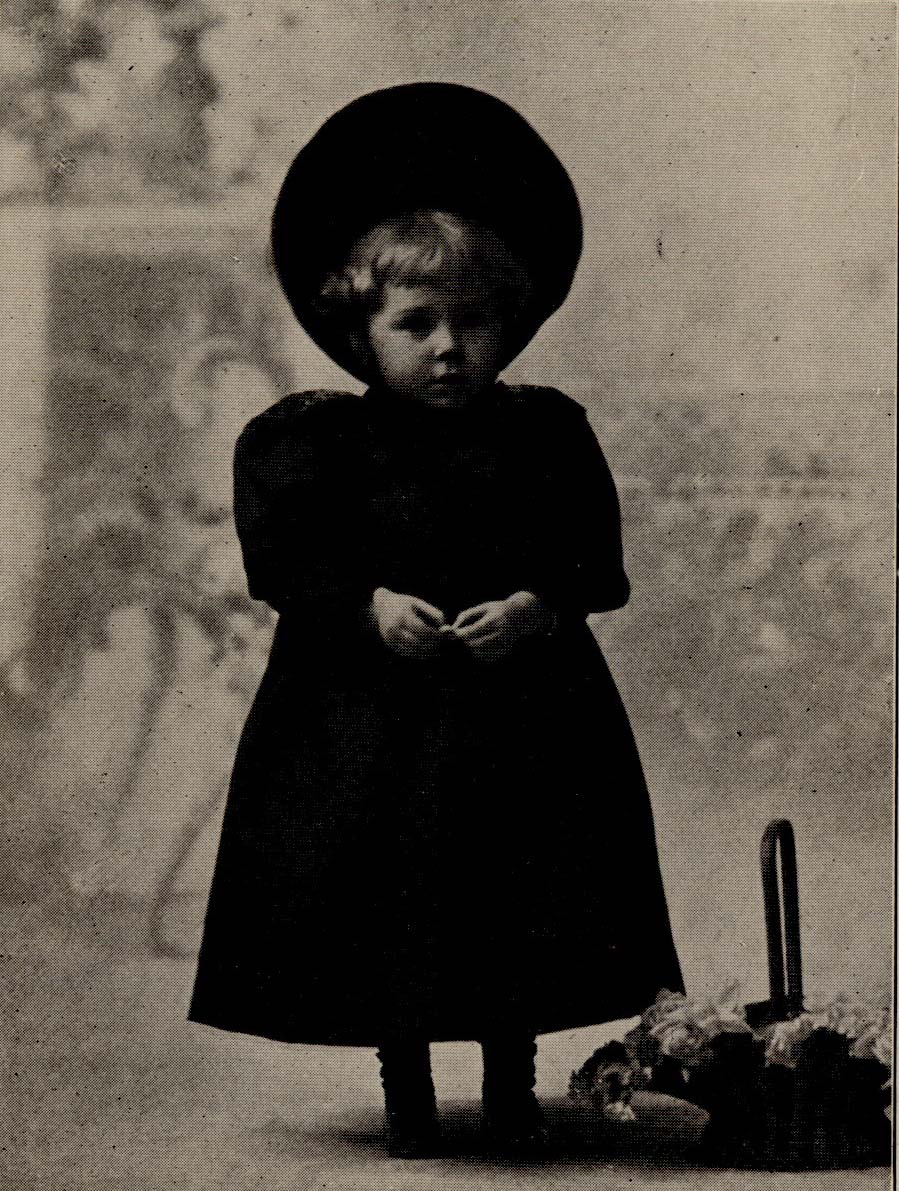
[480, 1032, 548, 1157]
[376, 1037, 440, 1158]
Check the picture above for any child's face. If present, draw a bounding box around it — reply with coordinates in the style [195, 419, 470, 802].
[365, 283, 505, 405]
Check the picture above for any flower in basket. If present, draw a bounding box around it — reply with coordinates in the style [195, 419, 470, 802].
[870, 1017, 892, 1120]
[821, 996, 892, 1063]
[871, 1022, 891, 1071]
[760, 995, 894, 1130]
[762, 1012, 829, 1068]
[763, 997, 893, 1070]
[568, 1041, 646, 1122]
[820, 997, 892, 1123]
[624, 985, 754, 1073]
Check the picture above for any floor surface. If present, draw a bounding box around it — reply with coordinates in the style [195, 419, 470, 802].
[4, 895, 891, 1191]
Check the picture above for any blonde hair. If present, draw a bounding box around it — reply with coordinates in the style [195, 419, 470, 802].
[316, 209, 534, 333]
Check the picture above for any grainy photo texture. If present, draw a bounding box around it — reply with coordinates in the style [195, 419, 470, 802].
[0, 3, 894, 1189]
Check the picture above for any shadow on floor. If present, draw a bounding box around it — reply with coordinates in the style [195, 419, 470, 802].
[311, 1092, 710, 1167]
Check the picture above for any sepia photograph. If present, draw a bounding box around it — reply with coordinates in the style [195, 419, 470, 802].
[1, 2, 895, 1188]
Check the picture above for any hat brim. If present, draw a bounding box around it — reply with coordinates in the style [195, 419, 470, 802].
[271, 82, 582, 383]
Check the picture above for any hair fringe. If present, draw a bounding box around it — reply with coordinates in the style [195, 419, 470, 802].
[315, 210, 534, 333]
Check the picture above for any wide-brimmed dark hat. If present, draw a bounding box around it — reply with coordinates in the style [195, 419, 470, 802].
[271, 82, 582, 382]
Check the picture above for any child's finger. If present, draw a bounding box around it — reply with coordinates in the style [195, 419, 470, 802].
[453, 622, 487, 642]
[452, 603, 493, 630]
[454, 612, 502, 639]
[410, 598, 446, 628]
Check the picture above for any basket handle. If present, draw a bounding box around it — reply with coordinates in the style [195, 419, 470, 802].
[760, 819, 804, 1014]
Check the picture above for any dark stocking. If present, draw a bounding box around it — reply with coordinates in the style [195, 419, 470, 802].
[480, 1031, 542, 1138]
[375, 1036, 438, 1154]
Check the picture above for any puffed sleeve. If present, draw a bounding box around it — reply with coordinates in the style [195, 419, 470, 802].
[232, 396, 377, 628]
[527, 394, 630, 619]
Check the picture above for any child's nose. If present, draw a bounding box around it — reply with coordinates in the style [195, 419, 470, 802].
[431, 321, 461, 358]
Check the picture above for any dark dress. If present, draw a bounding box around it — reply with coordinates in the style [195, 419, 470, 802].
[188, 381, 684, 1046]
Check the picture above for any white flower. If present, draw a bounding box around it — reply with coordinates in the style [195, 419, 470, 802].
[764, 1014, 827, 1068]
[656, 1023, 709, 1067]
[604, 1100, 636, 1123]
[872, 1024, 892, 1069]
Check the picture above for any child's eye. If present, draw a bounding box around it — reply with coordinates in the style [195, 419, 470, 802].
[394, 312, 435, 336]
[457, 306, 492, 329]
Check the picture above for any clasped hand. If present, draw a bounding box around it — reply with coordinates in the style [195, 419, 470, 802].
[369, 588, 553, 661]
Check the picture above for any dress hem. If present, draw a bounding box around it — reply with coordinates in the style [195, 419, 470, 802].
[186, 991, 683, 1048]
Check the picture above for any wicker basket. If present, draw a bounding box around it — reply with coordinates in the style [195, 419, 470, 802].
[683, 821, 891, 1169]
[673, 1031, 891, 1169]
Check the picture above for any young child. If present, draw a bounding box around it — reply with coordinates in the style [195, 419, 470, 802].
[189, 83, 684, 1160]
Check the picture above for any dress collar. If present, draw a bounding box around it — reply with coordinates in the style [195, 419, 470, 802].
[363, 381, 508, 421]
